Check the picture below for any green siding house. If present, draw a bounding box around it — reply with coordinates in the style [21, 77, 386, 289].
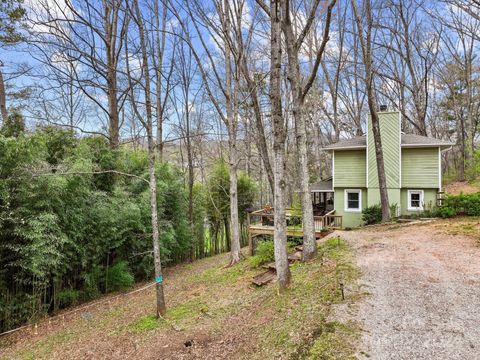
[319, 111, 453, 228]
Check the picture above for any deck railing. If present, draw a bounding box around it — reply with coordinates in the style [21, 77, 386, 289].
[248, 208, 342, 232]
[247, 208, 342, 255]
[313, 216, 324, 232]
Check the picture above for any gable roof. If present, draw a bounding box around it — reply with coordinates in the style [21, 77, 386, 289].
[321, 134, 454, 150]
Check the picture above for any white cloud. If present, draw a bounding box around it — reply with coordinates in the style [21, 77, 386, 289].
[25, 0, 76, 35]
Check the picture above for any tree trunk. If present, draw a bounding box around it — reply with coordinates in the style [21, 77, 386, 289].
[370, 111, 390, 220]
[228, 130, 241, 264]
[239, 54, 275, 194]
[271, 0, 291, 290]
[154, 0, 168, 160]
[148, 144, 167, 317]
[186, 102, 195, 262]
[292, 99, 317, 260]
[280, 0, 335, 261]
[107, 77, 120, 149]
[104, 2, 120, 149]
[351, 0, 390, 221]
[223, 0, 241, 265]
[132, 0, 166, 316]
[0, 68, 8, 125]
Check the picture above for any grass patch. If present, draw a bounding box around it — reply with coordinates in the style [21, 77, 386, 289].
[15, 330, 75, 360]
[304, 321, 359, 360]
[168, 300, 209, 321]
[192, 260, 251, 285]
[127, 315, 164, 333]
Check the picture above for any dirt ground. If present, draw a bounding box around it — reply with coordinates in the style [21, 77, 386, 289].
[444, 180, 480, 195]
[338, 221, 480, 360]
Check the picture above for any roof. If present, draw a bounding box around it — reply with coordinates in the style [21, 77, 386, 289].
[309, 178, 333, 192]
[321, 134, 454, 150]
[401, 134, 455, 148]
[321, 136, 366, 150]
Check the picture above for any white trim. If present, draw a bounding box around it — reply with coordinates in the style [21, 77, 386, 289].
[323, 145, 366, 151]
[323, 143, 455, 151]
[332, 150, 335, 188]
[401, 144, 454, 148]
[407, 190, 424, 211]
[438, 146, 442, 192]
[399, 112, 402, 188]
[366, 122, 369, 188]
[344, 189, 362, 213]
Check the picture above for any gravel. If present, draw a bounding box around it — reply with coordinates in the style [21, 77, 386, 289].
[338, 223, 480, 360]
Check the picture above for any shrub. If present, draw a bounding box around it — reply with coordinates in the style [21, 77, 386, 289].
[249, 240, 297, 268]
[105, 261, 134, 292]
[444, 193, 480, 216]
[390, 203, 399, 218]
[435, 206, 456, 218]
[57, 288, 80, 308]
[82, 266, 102, 300]
[362, 204, 382, 225]
[249, 240, 275, 268]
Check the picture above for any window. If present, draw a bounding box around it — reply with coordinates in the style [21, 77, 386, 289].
[344, 189, 362, 212]
[408, 190, 424, 211]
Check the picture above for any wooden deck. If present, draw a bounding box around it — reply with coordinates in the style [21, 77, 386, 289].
[247, 208, 342, 255]
[248, 225, 325, 238]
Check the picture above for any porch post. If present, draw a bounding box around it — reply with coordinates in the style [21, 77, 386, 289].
[247, 212, 253, 256]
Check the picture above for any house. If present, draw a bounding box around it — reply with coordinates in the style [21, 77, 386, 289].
[316, 110, 454, 228]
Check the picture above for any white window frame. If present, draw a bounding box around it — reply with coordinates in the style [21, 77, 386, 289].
[407, 190, 424, 211]
[344, 189, 362, 213]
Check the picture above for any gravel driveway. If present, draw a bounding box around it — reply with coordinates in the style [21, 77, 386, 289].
[339, 222, 480, 360]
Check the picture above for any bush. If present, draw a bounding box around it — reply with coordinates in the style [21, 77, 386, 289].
[82, 266, 102, 300]
[435, 206, 456, 218]
[362, 204, 382, 225]
[444, 193, 480, 216]
[57, 288, 80, 308]
[249, 240, 275, 268]
[105, 261, 134, 292]
[248, 240, 298, 268]
[390, 203, 399, 218]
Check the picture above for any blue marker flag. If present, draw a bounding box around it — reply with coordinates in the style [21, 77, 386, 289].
[155, 275, 163, 283]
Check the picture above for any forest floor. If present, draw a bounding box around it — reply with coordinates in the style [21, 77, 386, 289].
[343, 218, 480, 359]
[444, 179, 480, 195]
[0, 236, 361, 360]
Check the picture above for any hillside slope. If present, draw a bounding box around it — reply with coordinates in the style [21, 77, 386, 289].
[444, 180, 480, 195]
[0, 239, 360, 360]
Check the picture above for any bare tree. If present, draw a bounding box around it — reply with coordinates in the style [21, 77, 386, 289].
[233, 3, 275, 195]
[375, 0, 440, 136]
[268, 0, 292, 290]
[280, 0, 336, 260]
[28, 0, 130, 148]
[0, 64, 8, 123]
[151, 0, 171, 159]
[352, 0, 390, 221]
[170, 38, 201, 260]
[126, 0, 166, 317]
[434, 2, 480, 179]
[447, 0, 480, 23]
[169, 0, 244, 265]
